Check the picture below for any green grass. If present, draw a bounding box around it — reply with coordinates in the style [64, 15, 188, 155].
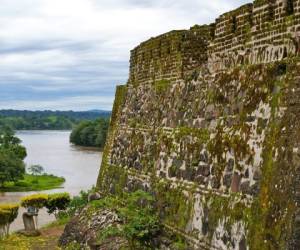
[0, 221, 66, 250]
[0, 174, 65, 192]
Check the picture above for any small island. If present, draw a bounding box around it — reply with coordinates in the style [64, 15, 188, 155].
[1, 172, 65, 192]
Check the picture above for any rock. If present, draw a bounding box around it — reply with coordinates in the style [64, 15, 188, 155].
[133, 161, 142, 170]
[223, 173, 233, 188]
[227, 159, 234, 172]
[199, 151, 209, 163]
[240, 181, 250, 194]
[197, 165, 210, 177]
[211, 176, 221, 189]
[250, 182, 260, 196]
[172, 158, 183, 168]
[231, 173, 241, 193]
[59, 206, 127, 249]
[243, 169, 249, 178]
[239, 236, 247, 250]
[22, 212, 37, 231]
[253, 169, 262, 181]
[88, 192, 102, 202]
[160, 171, 167, 178]
[195, 175, 206, 185]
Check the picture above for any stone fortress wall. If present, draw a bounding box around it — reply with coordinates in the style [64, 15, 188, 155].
[97, 0, 300, 249]
[129, 0, 300, 85]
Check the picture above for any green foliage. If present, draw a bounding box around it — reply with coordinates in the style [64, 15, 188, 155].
[70, 118, 109, 148]
[0, 204, 19, 238]
[27, 165, 44, 176]
[63, 188, 96, 216]
[0, 110, 111, 130]
[154, 79, 171, 93]
[21, 194, 48, 209]
[0, 204, 19, 225]
[0, 126, 26, 187]
[94, 190, 161, 249]
[45, 193, 71, 217]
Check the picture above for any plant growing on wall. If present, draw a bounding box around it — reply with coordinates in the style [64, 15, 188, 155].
[96, 190, 161, 249]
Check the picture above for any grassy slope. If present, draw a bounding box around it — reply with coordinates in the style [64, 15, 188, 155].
[0, 174, 65, 192]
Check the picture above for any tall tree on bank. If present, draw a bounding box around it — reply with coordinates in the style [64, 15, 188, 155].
[0, 126, 26, 187]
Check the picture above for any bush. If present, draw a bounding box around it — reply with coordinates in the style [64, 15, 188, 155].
[65, 188, 95, 216]
[21, 193, 48, 209]
[28, 165, 44, 176]
[45, 193, 71, 218]
[95, 190, 161, 249]
[15, 180, 30, 187]
[0, 204, 19, 238]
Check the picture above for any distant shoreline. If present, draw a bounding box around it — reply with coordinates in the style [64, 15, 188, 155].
[71, 144, 103, 152]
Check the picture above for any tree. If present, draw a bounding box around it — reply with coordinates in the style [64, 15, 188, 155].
[0, 126, 27, 160]
[28, 165, 44, 176]
[45, 193, 71, 218]
[70, 118, 109, 148]
[0, 149, 25, 187]
[0, 126, 26, 187]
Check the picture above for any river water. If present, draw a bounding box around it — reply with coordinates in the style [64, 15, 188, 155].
[0, 130, 102, 231]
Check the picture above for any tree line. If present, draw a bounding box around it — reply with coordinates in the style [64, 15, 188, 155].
[0, 110, 111, 130]
[70, 118, 109, 148]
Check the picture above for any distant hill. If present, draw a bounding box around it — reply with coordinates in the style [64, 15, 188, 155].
[0, 110, 111, 130]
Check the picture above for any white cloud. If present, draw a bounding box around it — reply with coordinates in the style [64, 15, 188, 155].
[0, 0, 250, 110]
[0, 95, 114, 111]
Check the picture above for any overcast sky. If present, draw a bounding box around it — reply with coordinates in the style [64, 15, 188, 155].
[0, 0, 249, 111]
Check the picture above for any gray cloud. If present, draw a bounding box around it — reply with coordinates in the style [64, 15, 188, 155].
[0, 0, 250, 111]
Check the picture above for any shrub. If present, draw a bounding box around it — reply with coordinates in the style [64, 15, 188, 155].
[118, 191, 160, 248]
[95, 190, 161, 249]
[65, 188, 95, 216]
[28, 165, 44, 176]
[45, 193, 71, 218]
[21, 193, 48, 209]
[0, 204, 19, 238]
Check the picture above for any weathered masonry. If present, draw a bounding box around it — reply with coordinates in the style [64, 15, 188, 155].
[97, 0, 300, 249]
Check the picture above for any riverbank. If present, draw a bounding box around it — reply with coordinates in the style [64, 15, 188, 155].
[0, 174, 65, 192]
[0, 130, 102, 232]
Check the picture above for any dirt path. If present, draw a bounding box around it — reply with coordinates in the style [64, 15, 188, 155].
[30, 226, 64, 250]
[0, 225, 65, 250]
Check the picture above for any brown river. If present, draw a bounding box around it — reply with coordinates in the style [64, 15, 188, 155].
[0, 130, 102, 231]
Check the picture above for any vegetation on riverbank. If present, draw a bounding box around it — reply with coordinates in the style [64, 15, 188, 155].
[0, 174, 65, 192]
[0, 126, 27, 187]
[70, 118, 109, 148]
[0, 110, 111, 130]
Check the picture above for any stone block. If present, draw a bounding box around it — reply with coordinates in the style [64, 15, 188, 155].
[231, 173, 241, 193]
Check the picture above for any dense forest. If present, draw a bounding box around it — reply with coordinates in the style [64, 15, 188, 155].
[0, 110, 111, 130]
[70, 118, 109, 148]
